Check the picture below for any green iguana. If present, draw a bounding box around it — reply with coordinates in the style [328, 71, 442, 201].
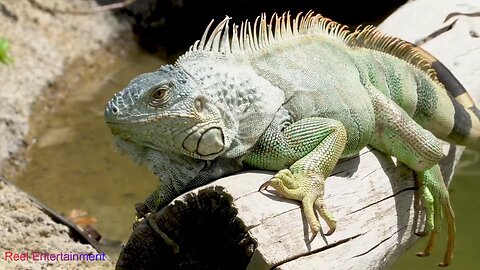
[104, 12, 480, 267]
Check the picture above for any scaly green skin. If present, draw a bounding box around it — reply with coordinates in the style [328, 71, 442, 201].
[105, 13, 479, 267]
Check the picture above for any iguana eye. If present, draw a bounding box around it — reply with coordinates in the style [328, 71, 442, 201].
[148, 85, 170, 107]
[151, 87, 167, 100]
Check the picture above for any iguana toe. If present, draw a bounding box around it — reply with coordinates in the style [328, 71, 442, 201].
[315, 198, 336, 235]
[259, 169, 299, 194]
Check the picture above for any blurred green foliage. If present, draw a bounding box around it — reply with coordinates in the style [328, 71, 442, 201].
[0, 37, 13, 65]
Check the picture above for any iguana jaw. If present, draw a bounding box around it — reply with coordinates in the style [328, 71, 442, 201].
[105, 91, 229, 159]
[107, 118, 226, 160]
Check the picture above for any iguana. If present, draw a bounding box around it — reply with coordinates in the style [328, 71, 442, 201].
[104, 12, 480, 267]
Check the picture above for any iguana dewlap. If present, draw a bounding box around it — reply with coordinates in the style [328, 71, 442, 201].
[105, 12, 480, 267]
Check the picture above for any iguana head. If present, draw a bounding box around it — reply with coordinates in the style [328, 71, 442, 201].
[105, 64, 231, 160]
[105, 17, 289, 163]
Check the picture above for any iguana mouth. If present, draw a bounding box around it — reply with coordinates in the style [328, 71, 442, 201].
[182, 127, 224, 156]
[105, 111, 196, 125]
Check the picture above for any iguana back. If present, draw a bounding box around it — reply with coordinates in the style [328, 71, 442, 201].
[177, 12, 480, 148]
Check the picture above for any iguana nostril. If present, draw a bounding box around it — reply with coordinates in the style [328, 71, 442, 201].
[104, 101, 122, 124]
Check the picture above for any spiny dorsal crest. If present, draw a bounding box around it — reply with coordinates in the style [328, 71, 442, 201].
[186, 11, 348, 54]
[346, 25, 441, 85]
[183, 11, 441, 85]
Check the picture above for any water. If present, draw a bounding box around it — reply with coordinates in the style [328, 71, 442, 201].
[13, 49, 162, 260]
[12, 48, 480, 268]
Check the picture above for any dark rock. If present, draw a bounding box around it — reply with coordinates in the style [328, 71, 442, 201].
[97, 0, 407, 56]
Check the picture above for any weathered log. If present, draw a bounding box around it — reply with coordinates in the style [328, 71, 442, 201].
[117, 0, 480, 269]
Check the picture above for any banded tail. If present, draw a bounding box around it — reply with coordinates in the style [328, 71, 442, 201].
[410, 43, 480, 147]
[347, 24, 480, 147]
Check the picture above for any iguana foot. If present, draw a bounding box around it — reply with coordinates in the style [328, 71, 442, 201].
[260, 169, 336, 238]
[414, 166, 455, 267]
[133, 202, 151, 228]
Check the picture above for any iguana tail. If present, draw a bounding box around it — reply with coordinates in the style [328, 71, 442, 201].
[410, 43, 480, 147]
[347, 26, 480, 147]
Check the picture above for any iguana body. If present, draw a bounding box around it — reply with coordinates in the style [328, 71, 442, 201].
[105, 12, 480, 267]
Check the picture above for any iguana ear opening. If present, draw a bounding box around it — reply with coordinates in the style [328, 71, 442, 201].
[193, 96, 207, 114]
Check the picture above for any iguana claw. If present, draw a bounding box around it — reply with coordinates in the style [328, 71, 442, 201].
[415, 251, 430, 257]
[414, 231, 428, 237]
[307, 231, 318, 244]
[324, 225, 336, 236]
[258, 180, 272, 191]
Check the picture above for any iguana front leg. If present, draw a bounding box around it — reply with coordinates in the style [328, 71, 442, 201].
[245, 117, 347, 239]
[139, 156, 243, 215]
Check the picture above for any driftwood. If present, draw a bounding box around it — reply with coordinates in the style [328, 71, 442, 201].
[116, 1, 480, 269]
